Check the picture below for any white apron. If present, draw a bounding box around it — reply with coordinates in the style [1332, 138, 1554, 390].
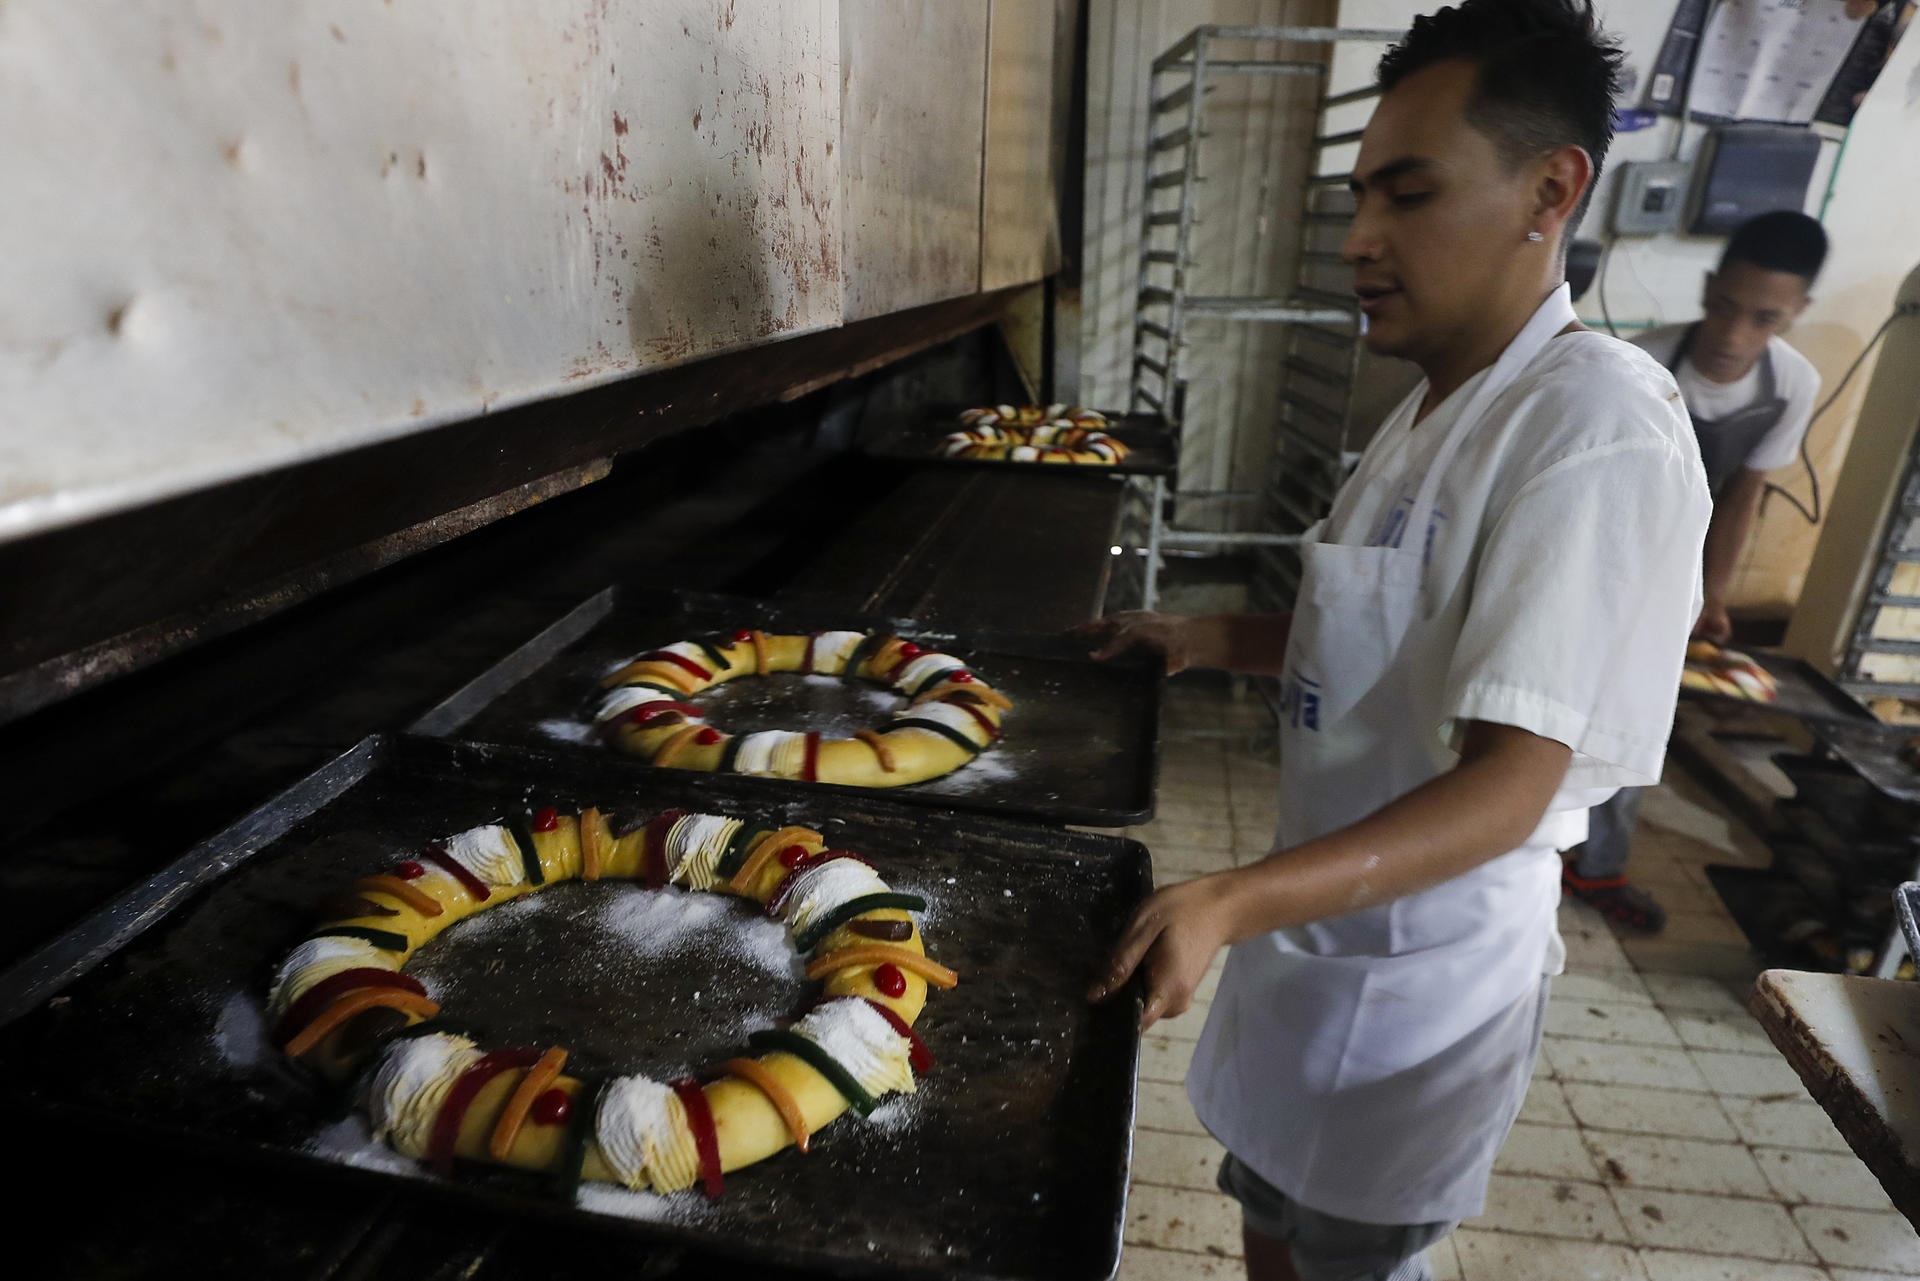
[1188, 286, 1580, 1226]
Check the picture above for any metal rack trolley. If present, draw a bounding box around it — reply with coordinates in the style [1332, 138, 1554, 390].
[1112, 24, 1400, 611]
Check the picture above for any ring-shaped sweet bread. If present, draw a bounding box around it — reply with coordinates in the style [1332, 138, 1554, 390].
[939, 423, 1129, 465]
[593, 630, 1011, 787]
[268, 806, 952, 1200]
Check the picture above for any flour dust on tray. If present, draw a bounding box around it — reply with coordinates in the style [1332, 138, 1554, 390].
[267, 802, 957, 1203]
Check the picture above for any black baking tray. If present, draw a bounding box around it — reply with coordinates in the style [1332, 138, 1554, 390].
[1682, 649, 1876, 725]
[863, 409, 1178, 479]
[410, 586, 1163, 827]
[1805, 719, 1920, 807]
[0, 734, 1149, 1281]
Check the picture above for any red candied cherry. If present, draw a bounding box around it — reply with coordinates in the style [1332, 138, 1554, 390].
[695, 727, 723, 745]
[395, 860, 426, 880]
[950, 670, 975, 683]
[873, 962, 907, 998]
[532, 807, 559, 832]
[897, 642, 923, 659]
[778, 843, 812, 869]
[733, 629, 755, 643]
[530, 1088, 571, 1125]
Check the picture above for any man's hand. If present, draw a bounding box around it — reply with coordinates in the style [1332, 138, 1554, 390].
[1087, 870, 1244, 1029]
[1693, 598, 1732, 645]
[1066, 611, 1195, 673]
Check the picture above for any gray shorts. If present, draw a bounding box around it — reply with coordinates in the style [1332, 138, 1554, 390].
[1216, 1153, 1454, 1281]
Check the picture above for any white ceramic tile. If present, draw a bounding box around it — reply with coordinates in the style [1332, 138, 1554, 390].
[1580, 1130, 1772, 1197]
[1123, 1182, 1244, 1255]
[1131, 820, 1234, 852]
[1792, 1205, 1920, 1271]
[1756, 1146, 1902, 1212]
[1131, 1128, 1226, 1193]
[1542, 1037, 1711, 1091]
[1450, 1228, 1649, 1279]
[1551, 968, 1655, 1006]
[1669, 1010, 1778, 1056]
[1115, 1243, 1241, 1279]
[1562, 921, 1635, 971]
[1688, 1048, 1809, 1099]
[1626, 852, 1714, 891]
[1465, 1174, 1630, 1242]
[1829, 1270, 1920, 1281]
[1149, 844, 1238, 875]
[1657, 910, 1755, 949]
[1634, 876, 1736, 915]
[1608, 1186, 1818, 1262]
[1495, 1122, 1603, 1180]
[1517, 1078, 1577, 1128]
[1637, 784, 1754, 856]
[1722, 1097, 1853, 1154]
[1135, 1080, 1209, 1137]
[1640, 972, 1751, 1016]
[1427, 1234, 1462, 1281]
[1152, 1003, 1207, 1043]
[1560, 1081, 1739, 1142]
[1139, 1034, 1193, 1084]
[1636, 1249, 1827, 1281]
[1619, 938, 1762, 984]
[1152, 798, 1244, 828]
[1546, 997, 1684, 1047]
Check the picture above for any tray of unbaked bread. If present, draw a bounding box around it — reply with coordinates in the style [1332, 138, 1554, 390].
[862, 404, 1178, 478]
[0, 733, 1147, 1281]
[409, 586, 1163, 828]
[1680, 644, 1875, 726]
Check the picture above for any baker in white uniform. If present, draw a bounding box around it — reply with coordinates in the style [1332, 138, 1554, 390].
[1078, 3, 1711, 1278]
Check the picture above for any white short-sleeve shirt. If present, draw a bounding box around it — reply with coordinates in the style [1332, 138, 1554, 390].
[1631, 324, 1822, 472]
[1322, 329, 1712, 799]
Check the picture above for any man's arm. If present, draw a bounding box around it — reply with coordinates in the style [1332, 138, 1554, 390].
[1697, 468, 1767, 643]
[1088, 720, 1572, 1027]
[1066, 612, 1293, 676]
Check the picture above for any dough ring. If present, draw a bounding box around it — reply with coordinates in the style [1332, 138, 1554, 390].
[593, 630, 1012, 788]
[942, 415, 1127, 466]
[959, 403, 1108, 428]
[1681, 642, 1778, 703]
[268, 806, 953, 1200]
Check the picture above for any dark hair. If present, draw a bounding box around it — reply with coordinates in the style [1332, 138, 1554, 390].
[1375, 0, 1624, 227]
[1722, 210, 1828, 284]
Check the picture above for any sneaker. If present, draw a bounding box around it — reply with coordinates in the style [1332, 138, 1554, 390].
[1562, 868, 1667, 934]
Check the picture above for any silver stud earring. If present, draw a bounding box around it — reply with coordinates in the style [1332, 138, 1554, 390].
[1525, 231, 1544, 242]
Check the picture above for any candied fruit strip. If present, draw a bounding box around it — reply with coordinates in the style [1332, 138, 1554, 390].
[284, 988, 440, 1057]
[489, 1046, 570, 1160]
[806, 943, 957, 989]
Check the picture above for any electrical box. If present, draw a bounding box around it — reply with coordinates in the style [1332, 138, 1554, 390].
[1611, 160, 1692, 236]
[1686, 125, 1822, 236]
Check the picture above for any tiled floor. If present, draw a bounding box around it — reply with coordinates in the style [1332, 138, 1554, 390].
[1118, 681, 1920, 1280]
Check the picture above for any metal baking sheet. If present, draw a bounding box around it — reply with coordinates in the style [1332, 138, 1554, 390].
[1898, 884, 1920, 964]
[864, 410, 1178, 479]
[411, 586, 1163, 828]
[1806, 719, 1920, 807]
[0, 734, 1149, 1281]
[1682, 650, 1876, 725]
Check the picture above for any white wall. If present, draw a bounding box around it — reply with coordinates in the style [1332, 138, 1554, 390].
[0, 1, 1069, 549]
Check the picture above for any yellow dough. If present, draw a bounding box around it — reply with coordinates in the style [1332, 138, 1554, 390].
[595, 631, 1010, 787]
[1681, 643, 1778, 703]
[269, 807, 950, 1199]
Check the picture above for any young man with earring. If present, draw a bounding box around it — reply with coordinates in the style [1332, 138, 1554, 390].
[1077, 3, 1710, 1277]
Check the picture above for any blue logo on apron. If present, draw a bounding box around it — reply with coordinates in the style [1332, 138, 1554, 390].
[1280, 670, 1321, 731]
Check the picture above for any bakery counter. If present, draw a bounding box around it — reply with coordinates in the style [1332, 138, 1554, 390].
[1749, 969, 1920, 1228]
